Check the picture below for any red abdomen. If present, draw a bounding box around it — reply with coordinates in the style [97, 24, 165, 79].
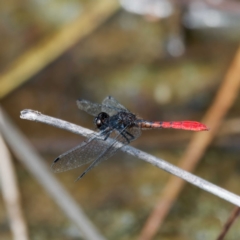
[139, 121, 209, 131]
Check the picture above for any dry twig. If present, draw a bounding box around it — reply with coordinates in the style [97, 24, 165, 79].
[0, 116, 29, 240]
[19, 109, 240, 208]
[216, 207, 240, 240]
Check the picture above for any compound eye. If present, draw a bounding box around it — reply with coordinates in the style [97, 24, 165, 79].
[94, 112, 109, 129]
[100, 112, 109, 120]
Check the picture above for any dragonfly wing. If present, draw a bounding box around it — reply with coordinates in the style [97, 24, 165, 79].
[76, 125, 142, 180]
[101, 96, 129, 116]
[76, 99, 102, 116]
[51, 133, 110, 173]
[77, 96, 129, 117]
[102, 96, 127, 110]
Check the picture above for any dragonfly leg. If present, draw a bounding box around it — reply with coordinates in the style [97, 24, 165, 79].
[104, 133, 110, 141]
[98, 127, 112, 141]
[125, 131, 134, 140]
[120, 130, 134, 143]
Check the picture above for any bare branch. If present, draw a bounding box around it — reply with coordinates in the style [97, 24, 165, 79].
[0, 132, 29, 240]
[20, 109, 240, 208]
[216, 207, 240, 240]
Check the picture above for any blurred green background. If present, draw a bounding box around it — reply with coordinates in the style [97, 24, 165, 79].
[1, 0, 240, 239]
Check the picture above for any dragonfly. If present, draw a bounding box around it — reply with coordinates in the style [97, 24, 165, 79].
[52, 96, 208, 180]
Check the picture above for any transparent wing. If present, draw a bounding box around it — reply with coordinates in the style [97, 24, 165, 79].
[51, 133, 109, 173]
[101, 96, 129, 115]
[52, 125, 141, 179]
[76, 99, 102, 116]
[76, 125, 142, 180]
[77, 96, 129, 117]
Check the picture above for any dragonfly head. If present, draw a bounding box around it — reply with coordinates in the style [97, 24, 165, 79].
[94, 112, 110, 130]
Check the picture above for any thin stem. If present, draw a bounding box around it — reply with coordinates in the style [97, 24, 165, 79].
[20, 109, 240, 208]
[216, 207, 240, 240]
[0, 134, 29, 240]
